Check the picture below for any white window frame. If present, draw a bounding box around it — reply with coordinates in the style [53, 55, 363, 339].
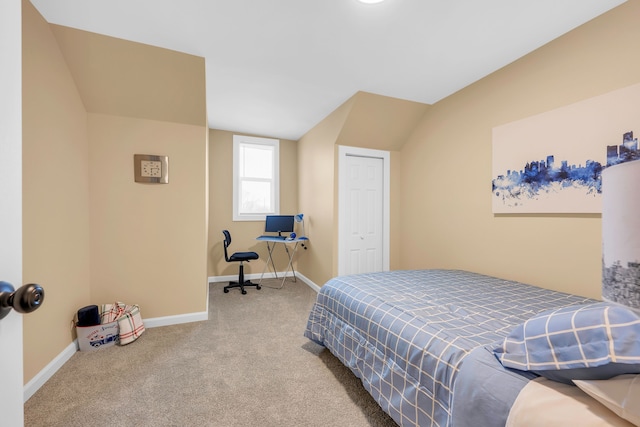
[233, 135, 280, 221]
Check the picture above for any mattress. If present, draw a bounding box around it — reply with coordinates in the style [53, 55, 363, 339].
[304, 269, 594, 426]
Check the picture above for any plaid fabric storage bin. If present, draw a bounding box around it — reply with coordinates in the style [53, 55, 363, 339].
[101, 302, 146, 345]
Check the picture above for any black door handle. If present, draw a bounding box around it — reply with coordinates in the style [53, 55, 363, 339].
[0, 281, 45, 320]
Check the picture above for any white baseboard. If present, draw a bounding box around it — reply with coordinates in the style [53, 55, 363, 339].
[142, 311, 209, 328]
[294, 272, 321, 293]
[25, 275, 319, 403]
[208, 271, 292, 283]
[24, 341, 77, 402]
[209, 271, 321, 293]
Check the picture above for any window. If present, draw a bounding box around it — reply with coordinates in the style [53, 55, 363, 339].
[233, 135, 280, 221]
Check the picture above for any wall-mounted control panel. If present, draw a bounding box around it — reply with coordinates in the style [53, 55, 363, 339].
[134, 154, 169, 184]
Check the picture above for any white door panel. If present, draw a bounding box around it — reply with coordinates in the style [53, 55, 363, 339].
[0, 0, 25, 424]
[338, 146, 389, 276]
[346, 156, 383, 274]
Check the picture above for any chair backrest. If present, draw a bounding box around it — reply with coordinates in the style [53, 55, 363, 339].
[222, 230, 232, 262]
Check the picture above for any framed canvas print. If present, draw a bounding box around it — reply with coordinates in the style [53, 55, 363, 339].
[492, 83, 640, 213]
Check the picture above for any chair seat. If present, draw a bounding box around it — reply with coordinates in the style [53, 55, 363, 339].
[229, 251, 259, 262]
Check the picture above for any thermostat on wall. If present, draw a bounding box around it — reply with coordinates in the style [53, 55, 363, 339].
[134, 154, 169, 184]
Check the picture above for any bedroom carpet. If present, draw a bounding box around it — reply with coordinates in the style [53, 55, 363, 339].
[24, 279, 397, 426]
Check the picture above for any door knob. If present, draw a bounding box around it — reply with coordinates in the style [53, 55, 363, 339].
[0, 281, 45, 320]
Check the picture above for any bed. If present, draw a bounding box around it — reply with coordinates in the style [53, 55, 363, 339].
[303, 269, 640, 427]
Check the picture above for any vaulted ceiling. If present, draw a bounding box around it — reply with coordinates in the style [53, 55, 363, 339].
[30, 0, 627, 140]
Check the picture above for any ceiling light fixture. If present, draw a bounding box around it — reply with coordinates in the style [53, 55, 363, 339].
[358, 0, 386, 4]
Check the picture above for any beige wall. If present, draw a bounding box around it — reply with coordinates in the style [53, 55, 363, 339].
[331, 92, 426, 276]
[296, 101, 351, 286]
[88, 114, 208, 317]
[335, 91, 428, 151]
[398, 0, 640, 299]
[22, 0, 208, 385]
[49, 24, 207, 127]
[296, 92, 424, 286]
[389, 152, 402, 270]
[22, 0, 91, 383]
[208, 129, 298, 279]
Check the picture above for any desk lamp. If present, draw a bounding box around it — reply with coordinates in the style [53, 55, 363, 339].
[295, 214, 305, 237]
[295, 213, 308, 249]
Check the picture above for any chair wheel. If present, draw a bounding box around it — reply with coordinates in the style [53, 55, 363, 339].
[241, 289, 247, 295]
[224, 288, 229, 293]
[256, 285, 261, 290]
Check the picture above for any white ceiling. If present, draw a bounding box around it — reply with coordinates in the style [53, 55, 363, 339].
[30, 0, 626, 141]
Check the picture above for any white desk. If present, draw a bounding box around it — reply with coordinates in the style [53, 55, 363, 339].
[256, 236, 308, 288]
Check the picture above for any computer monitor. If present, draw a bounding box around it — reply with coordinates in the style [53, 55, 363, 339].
[264, 215, 295, 236]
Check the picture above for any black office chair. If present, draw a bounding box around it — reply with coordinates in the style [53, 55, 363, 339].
[222, 230, 261, 295]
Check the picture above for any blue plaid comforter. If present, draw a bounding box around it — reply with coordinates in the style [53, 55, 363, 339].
[304, 270, 594, 427]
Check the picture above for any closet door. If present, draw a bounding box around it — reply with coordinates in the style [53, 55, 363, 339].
[338, 146, 389, 276]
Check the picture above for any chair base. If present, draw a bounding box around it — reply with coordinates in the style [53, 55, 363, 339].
[223, 280, 261, 295]
[224, 262, 260, 295]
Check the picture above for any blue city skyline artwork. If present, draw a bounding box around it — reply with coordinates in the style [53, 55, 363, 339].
[492, 131, 640, 209]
